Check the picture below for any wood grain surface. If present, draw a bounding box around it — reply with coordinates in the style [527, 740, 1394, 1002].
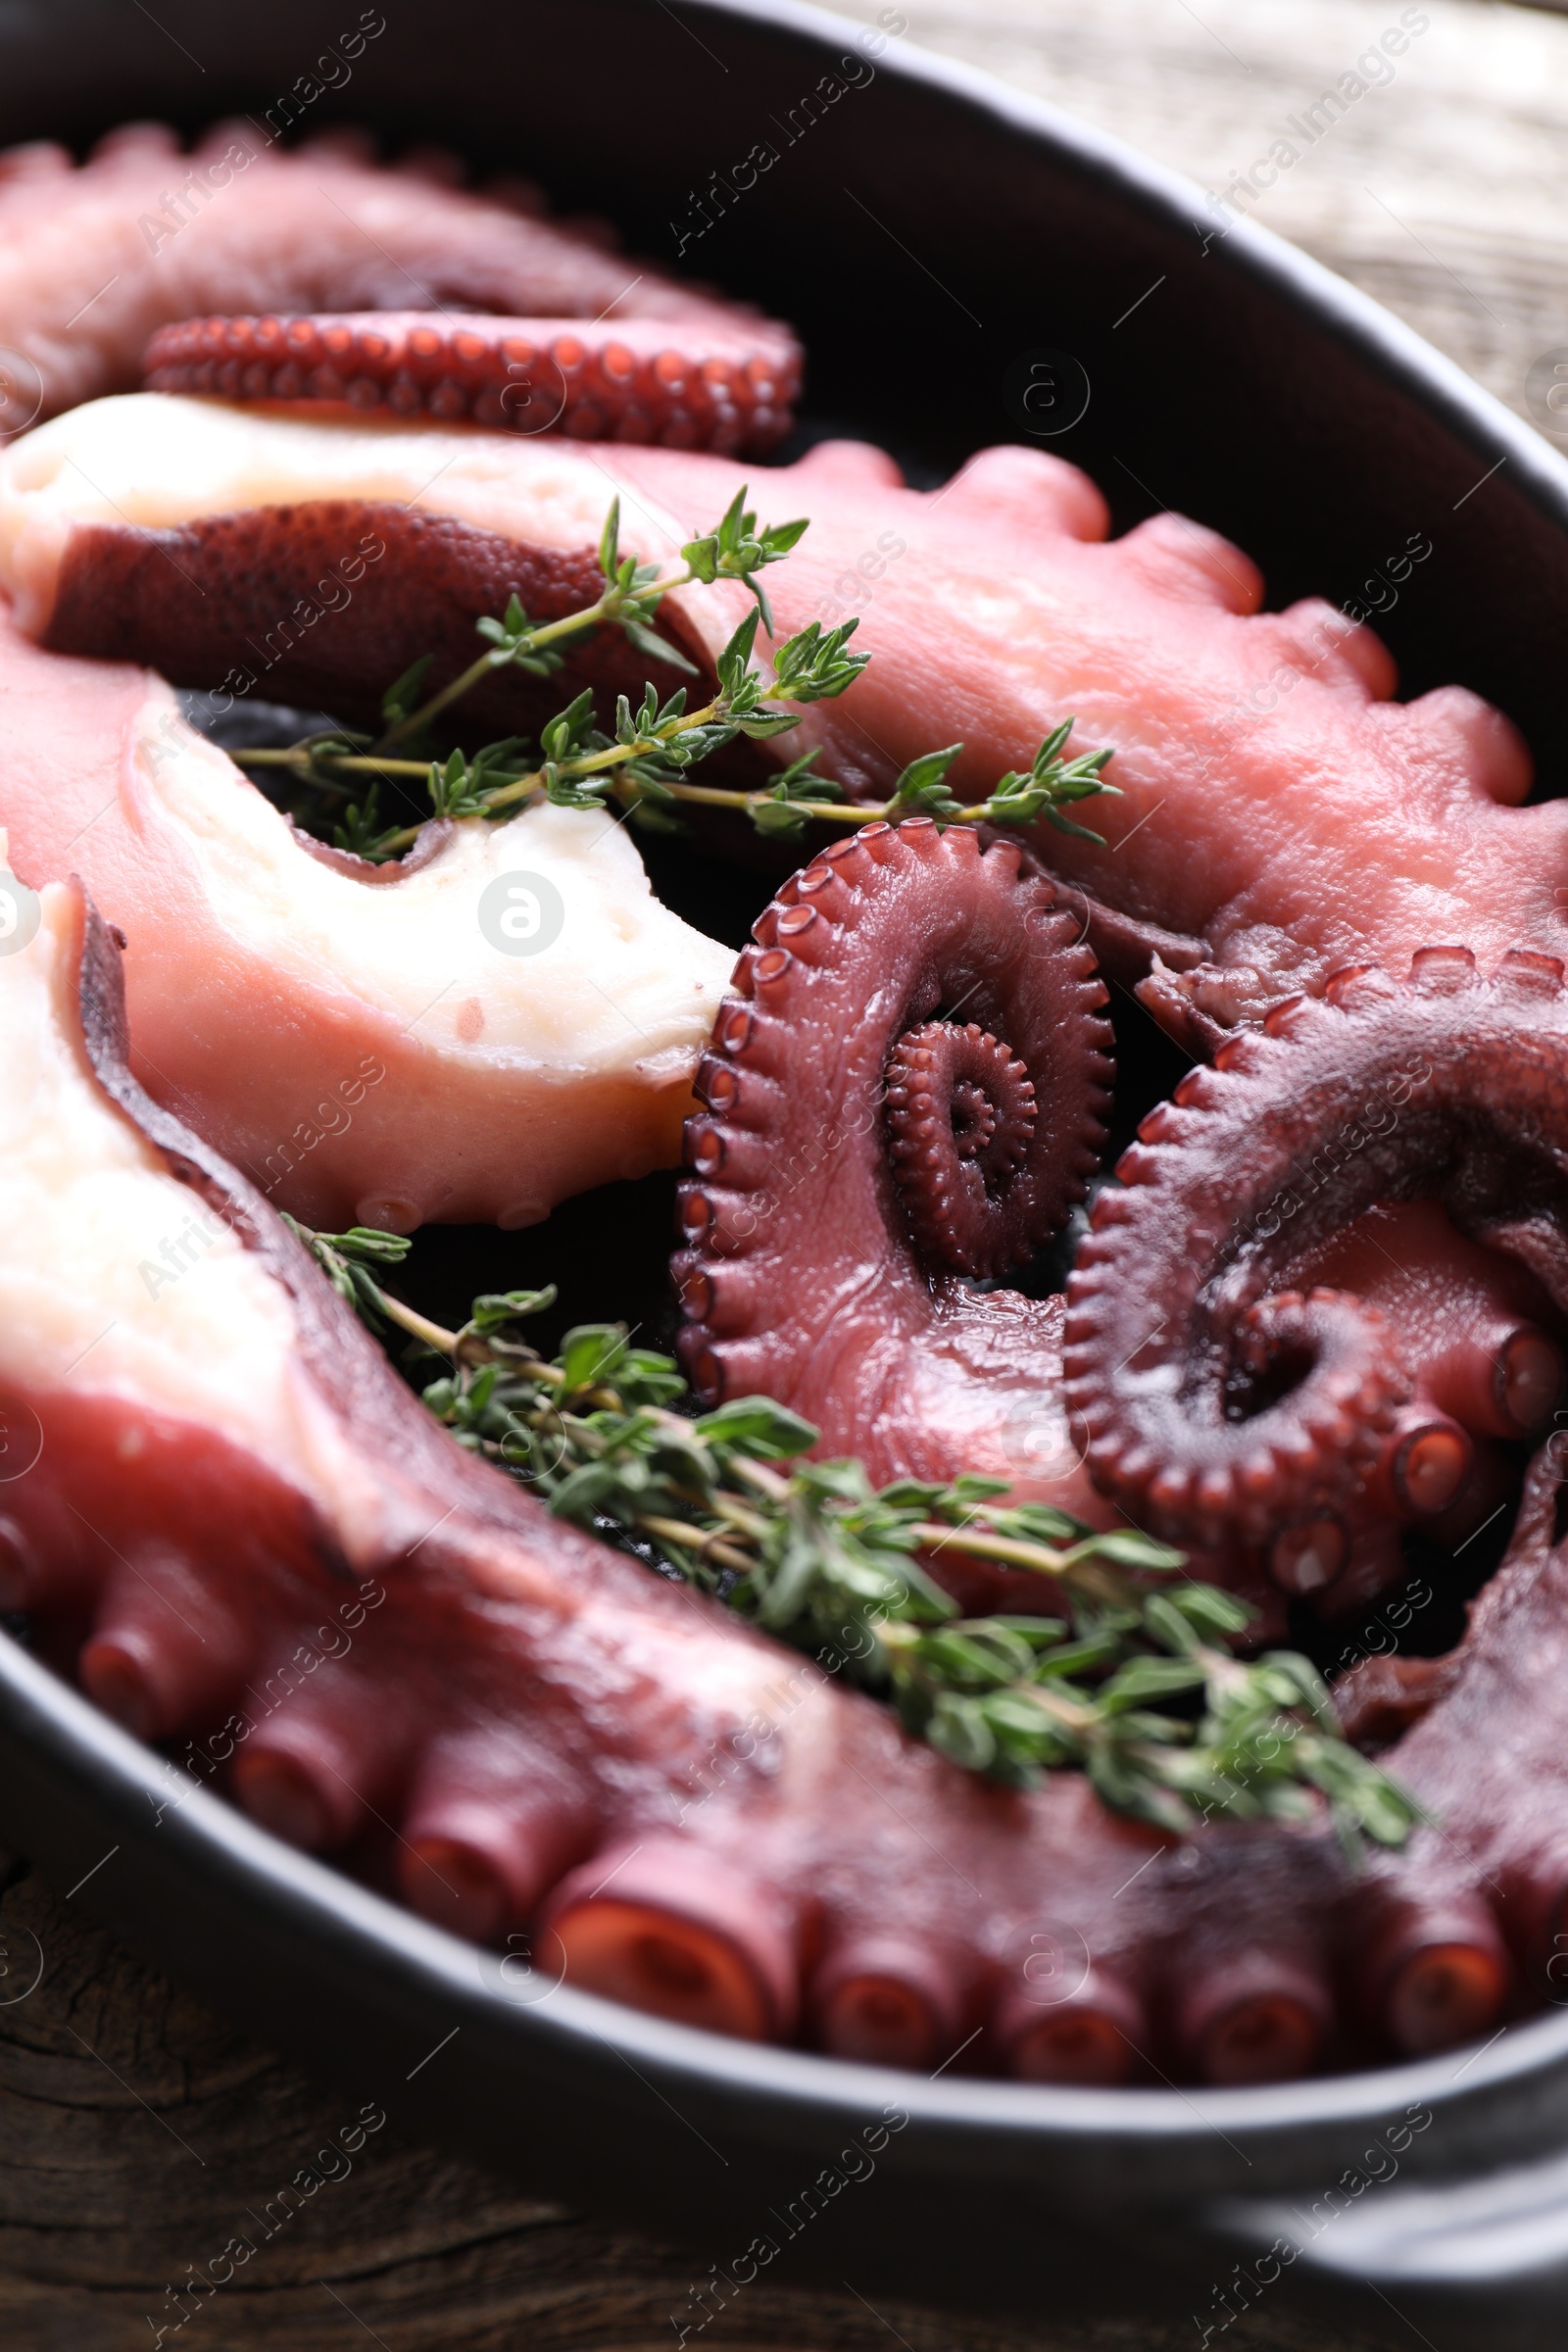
[2, 3, 1561, 2345]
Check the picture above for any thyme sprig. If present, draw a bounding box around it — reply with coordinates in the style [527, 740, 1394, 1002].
[284, 1219, 1420, 1853]
[231, 490, 1118, 857]
[376, 487, 806, 750]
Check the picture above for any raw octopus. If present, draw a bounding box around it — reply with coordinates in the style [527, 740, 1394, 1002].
[672, 825, 1566, 1624]
[1, 121, 1566, 2085]
[0, 122, 798, 448]
[0, 853, 1376, 2088]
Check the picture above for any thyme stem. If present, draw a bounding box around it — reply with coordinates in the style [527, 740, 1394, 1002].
[232, 741, 906, 843]
[909, 1521, 1078, 1576]
[635, 1513, 756, 1577]
[235, 749, 431, 780]
[373, 564, 691, 751]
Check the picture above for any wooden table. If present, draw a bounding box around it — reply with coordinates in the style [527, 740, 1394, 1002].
[5, 4, 1564, 2344]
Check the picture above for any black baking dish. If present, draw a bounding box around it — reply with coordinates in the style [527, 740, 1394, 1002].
[2, 3, 1568, 2342]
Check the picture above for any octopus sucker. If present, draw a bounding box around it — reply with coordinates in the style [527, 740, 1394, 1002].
[672, 816, 1115, 1523]
[1062, 953, 1568, 1617]
[143, 310, 798, 455]
[0, 124, 798, 433]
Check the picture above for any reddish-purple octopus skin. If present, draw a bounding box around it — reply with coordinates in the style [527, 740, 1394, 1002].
[6, 122, 1568, 2092]
[1334, 1447, 1568, 2061]
[1062, 952, 1568, 1609]
[672, 901, 1568, 2072]
[6, 869, 1376, 2090]
[8, 402, 1566, 1053]
[21, 867, 1526, 2091]
[670, 816, 1127, 1609]
[142, 310, 799, 456]
[672, 825, 1564, 1625]
[0, 122, 799, 442]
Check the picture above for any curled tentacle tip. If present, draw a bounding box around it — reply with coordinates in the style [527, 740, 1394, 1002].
[671, 822, 1112, 1484]
[886, 1018, 1040, 1276]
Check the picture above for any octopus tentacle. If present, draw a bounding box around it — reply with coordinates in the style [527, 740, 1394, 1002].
[22, 859, 1533, 2083]
[1062, 954, 1568, 1610]
[27, 849, 1415, 2085]
[0, 426, 749, 1231]
[0, 860, 1205, 2071]
[673, 816, 1114, 1510]
[4, 355, 1564, 1031]
[884, 1019, 1039, 1276]
[1270, 1196, 1565, 1609]
[143, 312, 797, 455]
[1319, 1451, 1568, 2058]
[0, 124, 798, 428]
[29, 493, 728, 743]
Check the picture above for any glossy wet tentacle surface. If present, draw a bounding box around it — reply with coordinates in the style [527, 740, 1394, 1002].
[6, 125, 1568, 2092]
[39, 496, 716, 742]
[11, 860, 1563, 2083]
[0, 122, 800, 427]
[1063, 953, 1568, 1617]
[1341, 1451, 1568, 2058]
[143, 311, 799, 454]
